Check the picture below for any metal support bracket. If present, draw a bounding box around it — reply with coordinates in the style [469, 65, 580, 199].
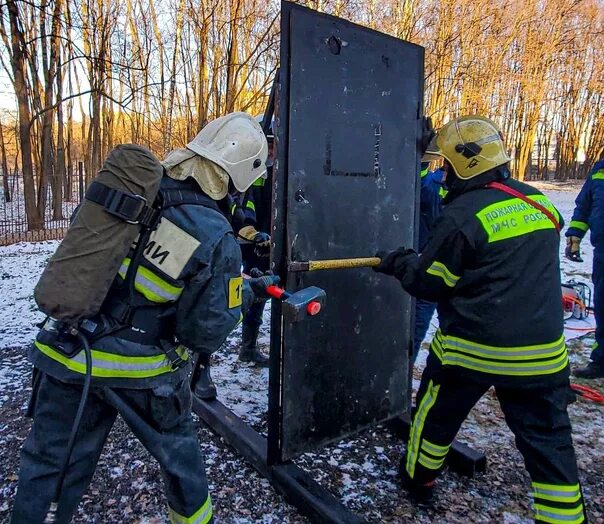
[192, 397, 362, 524]
[387, 416, 487, 477]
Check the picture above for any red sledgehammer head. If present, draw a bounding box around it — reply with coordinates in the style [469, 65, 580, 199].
[265, 285, 326, 322]
[306, 300, 322, 316]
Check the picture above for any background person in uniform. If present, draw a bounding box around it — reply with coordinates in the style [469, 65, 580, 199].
[11, 112, 278, 524]
[412, 161, 446, 365]
[565, 156, 604, 379]
[375, 116, 586, 523]
[232, 118, 275, 367]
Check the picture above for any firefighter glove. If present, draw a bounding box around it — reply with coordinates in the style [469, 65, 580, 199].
[248, 268, 280, 301]
[239, 225, 271, 256]
[373, 247, 416, 279]
[565, 236, 583, 263]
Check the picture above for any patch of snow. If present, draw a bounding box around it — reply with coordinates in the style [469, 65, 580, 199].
[0, 241, 58, 349]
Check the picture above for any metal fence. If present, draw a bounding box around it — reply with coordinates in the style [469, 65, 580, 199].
[0, 162, 84, 246]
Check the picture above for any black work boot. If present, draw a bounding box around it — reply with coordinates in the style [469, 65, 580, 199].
[194, 355, 217, 400]
[239, 324, 269, 367]
[398, 458, 436, 504]
[573, 361, 604, 379]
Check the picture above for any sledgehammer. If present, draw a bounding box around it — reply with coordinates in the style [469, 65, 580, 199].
[243, 273, 326, 322]
[288, 257, 381, 273]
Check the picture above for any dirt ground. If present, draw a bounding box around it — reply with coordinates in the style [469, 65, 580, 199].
[1, 186, 603, 523]
[0, 335, 602, 524]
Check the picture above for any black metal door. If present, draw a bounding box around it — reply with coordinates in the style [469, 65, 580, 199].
[269, 1, 424, 462]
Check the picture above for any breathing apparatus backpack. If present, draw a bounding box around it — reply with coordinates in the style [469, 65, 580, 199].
[32, 145, 166, 523]
[34, 145, 164, 348]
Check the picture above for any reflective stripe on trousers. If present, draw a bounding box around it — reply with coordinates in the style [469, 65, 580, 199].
[417, 438, 450, 471]
[169, 495, 213, 524]
[406, 380, 441, 478]
[35, 341, 189, 379]
[532, 481, 585, 524]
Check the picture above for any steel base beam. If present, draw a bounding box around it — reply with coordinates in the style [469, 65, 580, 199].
[387, 416, 487, 477]
[192, 397, 363, 524]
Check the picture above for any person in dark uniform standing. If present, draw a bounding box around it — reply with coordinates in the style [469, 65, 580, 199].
[11, 113, 278, 524]
[375, 116, 586, 523]
[412, 162, 446, 364]
[565, 156, 604, 378]
[233, 121, 275, 367]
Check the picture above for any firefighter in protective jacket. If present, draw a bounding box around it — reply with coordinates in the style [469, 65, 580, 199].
[375, 116, 586, 523]
[12, 113, 276, 524]
[233, 117, 274, 367]
[565, 157, 604, 378]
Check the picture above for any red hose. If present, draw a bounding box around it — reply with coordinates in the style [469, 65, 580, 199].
[570, 383, 604, 404]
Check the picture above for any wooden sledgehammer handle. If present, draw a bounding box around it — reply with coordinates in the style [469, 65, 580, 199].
[289, 257, 381, 272]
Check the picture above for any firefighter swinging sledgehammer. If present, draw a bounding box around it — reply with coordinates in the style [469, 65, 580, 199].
[374, 116, 587, 522]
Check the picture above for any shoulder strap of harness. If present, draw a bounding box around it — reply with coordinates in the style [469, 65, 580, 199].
[109, 187, 222, 328]
[82, 185, 164, 341]
[86, 181, 162, 227]
[160, 187, 221, 211]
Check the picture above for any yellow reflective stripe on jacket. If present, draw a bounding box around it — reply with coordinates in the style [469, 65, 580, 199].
[35, 341, 188, 379]
[253, 177, 266, 186]
[532, 482, 582, 504]
[426, 261, 460, 288]
[444, 334, 566, 362]
[442, 348, 568, 376]
[534, 503, 585, 524]
[569, 220, 588, 232]
[169, 495, 212, 524]
[476, 194, 559, 243]
[406, 380, 440, 478]
[119, 258, 184, 303]
[434, 329, 569, 376]
[245, 200, 256, 212]
[420, 167, 429, 178]
[592, 170, 604, 180]
[430, 332, 444, 361]
[438, 187, 448, 199]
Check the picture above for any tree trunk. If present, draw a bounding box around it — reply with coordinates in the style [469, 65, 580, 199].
[55, 43, 66, 215]
[0, 122, 10, 202]
[6, 0, 42, 229]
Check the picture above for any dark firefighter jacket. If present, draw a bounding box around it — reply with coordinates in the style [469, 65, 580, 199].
[566, 160, 604, 251]
[31, 176, 246, 388]
[419, 166, 446, 252]
[396, 170, 568, 387]
[233, 165, 272, 234]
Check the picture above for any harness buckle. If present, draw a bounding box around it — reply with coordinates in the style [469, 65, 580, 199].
[104, 192, 147, 224]
[109, 302, 135, 326]
[161, 341, 188, 370]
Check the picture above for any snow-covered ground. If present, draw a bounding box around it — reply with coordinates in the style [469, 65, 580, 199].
[0, 183, 602, 523]
[0, 241, 57, 349]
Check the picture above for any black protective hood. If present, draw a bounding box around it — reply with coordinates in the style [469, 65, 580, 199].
[443, 164, 511, 205]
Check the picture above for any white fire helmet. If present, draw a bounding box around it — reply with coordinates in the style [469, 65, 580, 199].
[186, 112, 268, 192]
